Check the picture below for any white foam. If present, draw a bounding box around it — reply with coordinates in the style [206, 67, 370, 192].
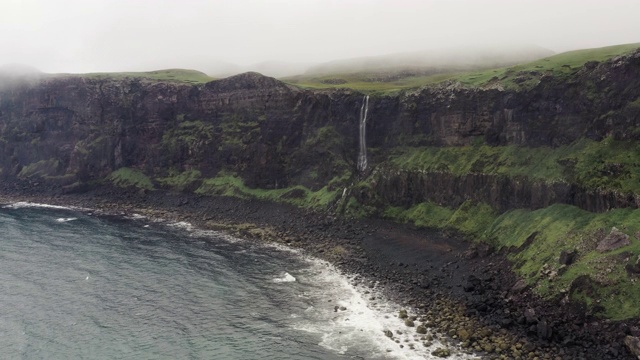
[292, 258, 478, 360]
[55, 217, 78, 223]
[167, 221, 194, 231]
[125, 213, 147, 220]
[3, 202, 76, 210]
[273, 272, 296, 283]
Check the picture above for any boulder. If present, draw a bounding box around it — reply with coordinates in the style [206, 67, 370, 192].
[524, 308, 538, 324]
[624, 336, 640, 359]
[509, 278, 529, 294]
[536, 319, 553, 340]
[431, 347, 451, 358]
[597, 227, 630, 252]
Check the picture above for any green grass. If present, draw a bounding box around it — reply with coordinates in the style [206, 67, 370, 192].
[162, 120, 216, 156]
[385, 202, 454, 228]
[451, 43, 640, 90]
[384, 200, 496, 237]
[485, 204, 640, 320]
[383, 198, 640, 320]
[157, 169, 202, 192]
[389, 137, 640, 193]
[282, 43, 640, 93]
[108, 167, 154, 190]
[194, 171, 341, 209]
[18, 159, 60, 178]
[282, 71, 459, 95]
[65, 69, 215, 84]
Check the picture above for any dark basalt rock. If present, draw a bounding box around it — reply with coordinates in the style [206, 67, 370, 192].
[559, 249, 578, 265]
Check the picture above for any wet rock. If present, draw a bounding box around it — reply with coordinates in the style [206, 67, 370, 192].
[457, 328, 471, 341]
[398, 309, 408, 319]
[597, 227, 630, 252]
[404, 319, 415, 327]
[463, 275, 482, 292]
[624, 335, 640, 359]
[536, 319, 553, 340]
[431, 347, 451, 358]
[416, 325, 427, 334]
[524, 308, 538, 324]
[509, 279, 528, 294]
[383, 330, 393, 338]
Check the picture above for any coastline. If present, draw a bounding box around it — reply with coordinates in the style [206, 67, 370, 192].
[1, 187, 638, 359]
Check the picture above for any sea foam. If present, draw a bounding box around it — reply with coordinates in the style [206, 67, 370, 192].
[273, 272, 296, 283]
[292, 258, 478, 360]
[3, 202, 77, 210]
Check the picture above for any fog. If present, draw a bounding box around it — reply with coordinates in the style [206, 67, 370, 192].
[1, 0, 639, 75]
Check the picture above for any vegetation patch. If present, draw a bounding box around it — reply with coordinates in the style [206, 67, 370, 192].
[157, 169, 202, 192]
[383, 198, 640, 320]
[68, 69, 215, 84]
[283, 43, 639, 93]
[390, 137, 640, 193]
[283, 71, 458, 95]
[108, 167, 154, 190]
[485, 204, 640, 320]
[195, 171, 340, 209]
[18, 159, 60, 178]
[162, 120, 216, 164]
[452, 43, 640, 90]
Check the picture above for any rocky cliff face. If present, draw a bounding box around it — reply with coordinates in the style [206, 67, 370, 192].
[368, 169, 640, 213]
[0, 72, 364, 191]
[369, 50, 640, 148]
[1, 50, 639, 213]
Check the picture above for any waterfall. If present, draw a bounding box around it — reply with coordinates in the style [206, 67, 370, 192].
[357, 95, 369, 173]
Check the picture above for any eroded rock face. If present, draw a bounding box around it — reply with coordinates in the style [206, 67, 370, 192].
[0, 73, 363, 190]
[369, 169, 640, 213]
[1, 49, 639, 210]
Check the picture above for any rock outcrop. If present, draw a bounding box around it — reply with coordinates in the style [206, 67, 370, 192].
[1, 49, 639, 213]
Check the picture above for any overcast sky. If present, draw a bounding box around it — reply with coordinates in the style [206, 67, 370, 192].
[2, 0, 639, 73]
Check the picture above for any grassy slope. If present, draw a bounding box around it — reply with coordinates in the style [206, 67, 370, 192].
[391, 136, 640, 194]
[283, 43, 640, 94]
[453, 43, 640, 90]
[384, 200, 640, 320]
[63, 69, 215, 84]
[282, 71, 459, 95]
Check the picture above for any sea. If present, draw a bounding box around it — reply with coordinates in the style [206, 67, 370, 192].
[0, 202, 475, 359]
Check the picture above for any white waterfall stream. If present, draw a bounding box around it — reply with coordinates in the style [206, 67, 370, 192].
[357, 95, 370, 173]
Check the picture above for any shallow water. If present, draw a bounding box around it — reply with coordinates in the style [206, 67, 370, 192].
[0, 203, 473, 359]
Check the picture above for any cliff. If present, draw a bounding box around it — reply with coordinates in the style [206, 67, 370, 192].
[2, 46, 640, 319]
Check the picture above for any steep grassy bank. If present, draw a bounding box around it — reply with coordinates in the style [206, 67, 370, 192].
[382, 200, 640, 320]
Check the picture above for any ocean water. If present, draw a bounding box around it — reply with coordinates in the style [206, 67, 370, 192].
[0, 202, 473, 359]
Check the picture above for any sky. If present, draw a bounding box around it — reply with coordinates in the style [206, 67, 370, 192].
[1, 0, 639, 74]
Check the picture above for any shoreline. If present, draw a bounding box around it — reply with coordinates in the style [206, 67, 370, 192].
[1, 188, 638, 359]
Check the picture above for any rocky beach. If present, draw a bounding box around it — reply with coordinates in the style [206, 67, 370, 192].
[2, 184, 639, 359]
